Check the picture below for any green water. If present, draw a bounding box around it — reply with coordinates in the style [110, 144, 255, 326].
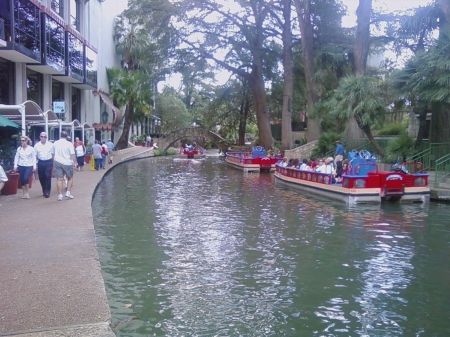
[92, 156, 450, 336]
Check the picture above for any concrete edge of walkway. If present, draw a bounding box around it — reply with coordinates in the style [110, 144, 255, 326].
[0, 147, 154, 337]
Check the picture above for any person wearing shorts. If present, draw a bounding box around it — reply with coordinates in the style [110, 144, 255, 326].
[53, 131, 77, 201]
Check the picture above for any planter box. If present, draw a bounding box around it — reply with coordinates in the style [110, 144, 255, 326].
[1, 172, 19, 195]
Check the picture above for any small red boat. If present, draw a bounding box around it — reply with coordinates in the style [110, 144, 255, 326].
[225, 146, 283, 172]
[179, 146, 205, 159]
[274, 151, 430, 204]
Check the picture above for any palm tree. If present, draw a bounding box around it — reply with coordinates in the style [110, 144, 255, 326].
[328, 72, 387, 157]
[107, 68, 153, 149]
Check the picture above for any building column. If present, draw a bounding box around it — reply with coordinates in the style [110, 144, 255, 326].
[14, 63, 26, 104]
[42, 74, 52, 111]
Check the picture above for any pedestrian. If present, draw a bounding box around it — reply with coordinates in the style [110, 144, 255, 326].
[334, 140, 344, 162]
[101, 141, 108, 169]
[13, 136, 36, 199]
[74, 137, 86, 171]
[91, 140, 102, 170]
[106, 139, 114, 164]
[53, 131, 77, 201]
[0, 164, 8, 192]
[34, 132, 54, 198]
[146, 134, 152, 147]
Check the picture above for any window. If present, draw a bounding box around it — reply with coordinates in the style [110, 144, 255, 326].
[44, 15, 65, 73]
[51, 0, 63, 17]
[72, 87, 81, 121]
[70, 0, 80, 31]
[67, 32, 83, 81]
[85, 46, 97, 88]
[26, 68, 42, 107]
[52, 79, 64, 102]
[0, 58, 14, 104]
[13, 0, 41, 60]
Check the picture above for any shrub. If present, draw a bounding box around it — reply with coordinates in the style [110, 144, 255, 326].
[166, 148, 178, 155]
[153, 149, 163, 156]
[377, 123, 407, 136]
[384, 133, 415, 162]
[311, 131, 342, 159]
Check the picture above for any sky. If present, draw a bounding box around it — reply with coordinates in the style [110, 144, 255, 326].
[161, 0, 434, 90]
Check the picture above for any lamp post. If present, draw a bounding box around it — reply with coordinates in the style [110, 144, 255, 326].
[102, 111, 109, 124]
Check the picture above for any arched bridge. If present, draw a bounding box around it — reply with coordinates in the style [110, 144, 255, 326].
[156, 128, 231, 154]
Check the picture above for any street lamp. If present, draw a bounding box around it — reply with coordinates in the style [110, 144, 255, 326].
[102, 110, 109, 124]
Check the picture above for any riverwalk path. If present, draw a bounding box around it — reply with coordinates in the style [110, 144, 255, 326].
[0, 146, 153, 337]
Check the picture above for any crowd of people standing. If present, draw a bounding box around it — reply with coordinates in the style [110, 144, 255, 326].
[0, 131, 115, 201]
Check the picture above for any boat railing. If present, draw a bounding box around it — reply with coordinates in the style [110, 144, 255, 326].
[348, 161, 378, 176]
[276, 166, 335, 185]
[402, 161, 425, 174]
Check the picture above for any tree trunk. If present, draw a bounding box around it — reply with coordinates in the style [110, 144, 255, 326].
[281, 0, 293, 151]
[249, 45, 273, 149]
[414, 105, 428, 149]
[238, 93, 250, 146]
[346, 0, 372, 140]
[294, 0, 320, 142]
[354, 113, 386, 157]
[353, 0, 372, 75]
[116, 100, 134, 150]
[430, 104, 450, 144]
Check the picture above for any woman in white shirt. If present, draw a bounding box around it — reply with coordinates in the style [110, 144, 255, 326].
[13, 136, 36, 199]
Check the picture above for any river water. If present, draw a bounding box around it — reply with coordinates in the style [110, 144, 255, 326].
[92, 155, 450, 337]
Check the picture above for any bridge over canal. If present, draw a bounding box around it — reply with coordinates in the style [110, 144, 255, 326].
[156, 127, 231, 154]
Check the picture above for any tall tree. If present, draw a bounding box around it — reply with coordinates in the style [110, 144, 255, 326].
[345, 0, 372, 140]
[294, 0, 320, 142]
[174, 0, 274, 149]
[329, 72, 387, 156]
[107, 68, 153, 149]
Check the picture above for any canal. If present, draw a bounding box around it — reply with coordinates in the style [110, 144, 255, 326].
[92, 155, 450, 336]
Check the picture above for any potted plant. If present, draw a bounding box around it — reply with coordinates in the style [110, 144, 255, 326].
[130, 134, 138, 145]
[85, 143, 93, 164]
[0, 135, 20, 195]
[138, 135, 146, 147]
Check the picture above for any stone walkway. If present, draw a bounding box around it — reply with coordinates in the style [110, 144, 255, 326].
[0, 146, 153, 337]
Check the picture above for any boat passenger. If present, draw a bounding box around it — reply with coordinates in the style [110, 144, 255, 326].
[316, 157, 335, 175]
[310, 158, 318, 170]
[299, 159, 308, 170]
[314, 158, 324, 171]
[278, 157, 289, 167]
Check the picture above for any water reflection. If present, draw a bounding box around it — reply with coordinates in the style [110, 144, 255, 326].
[93, 157, 450, 336]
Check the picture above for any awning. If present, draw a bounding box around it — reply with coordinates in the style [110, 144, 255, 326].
[0, 101, 59, 135]
[92, 123, 113, 131]
[93, 89, 123, 131]
[0, 114, 20, 128]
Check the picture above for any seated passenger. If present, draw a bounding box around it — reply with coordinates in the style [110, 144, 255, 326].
[316, 157, 335, 175]
[278, 157, 289, 167]
[310, 158, 318, 171]
[299, 159, 309, 170]
[314, 158, 324, 171]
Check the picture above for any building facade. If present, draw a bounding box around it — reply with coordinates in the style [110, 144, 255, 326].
[0, 0, 159, 145]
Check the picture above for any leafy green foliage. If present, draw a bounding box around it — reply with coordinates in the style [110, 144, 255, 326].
[377, 123, 407, 136]
[156, 90, 191, 134]
[385, 133, 415, 162]
[311, 131, 342, 159]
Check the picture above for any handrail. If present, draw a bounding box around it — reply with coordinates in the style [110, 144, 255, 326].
[434, 153, 450, 188]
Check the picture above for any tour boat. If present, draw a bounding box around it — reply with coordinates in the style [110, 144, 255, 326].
[225, 146, 282, 172]
[274, 152, 430, 204]
[179, 147, 205, 159]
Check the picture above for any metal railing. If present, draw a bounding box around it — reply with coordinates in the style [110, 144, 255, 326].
[407, 143, 450, 172]
[434, 153, 450, 188]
